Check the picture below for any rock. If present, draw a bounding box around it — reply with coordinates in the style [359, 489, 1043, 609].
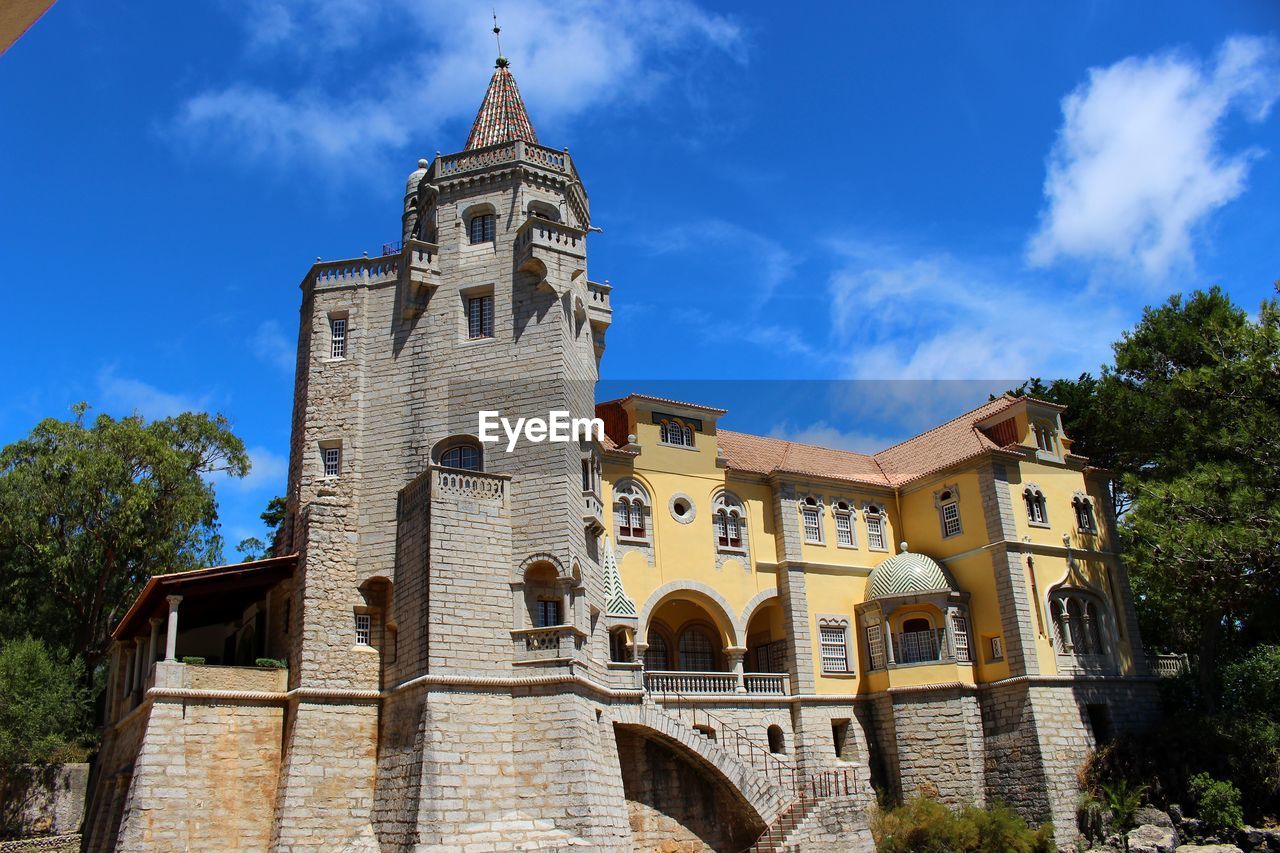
[1240, 827, 1280, 853]
[1175, 846, 1242, 853]
[1136, 808, 1177, 829]
[1170, 804, 1185, 823]
[1129, 824, 1179, 853]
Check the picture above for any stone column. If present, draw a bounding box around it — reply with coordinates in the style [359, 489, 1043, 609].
[148, 617, 162, 668]
[725, 647, 747, 693]
[165, 595, 182, 661]
[121, 642, 135, 704]
[132, 640, 145, 693]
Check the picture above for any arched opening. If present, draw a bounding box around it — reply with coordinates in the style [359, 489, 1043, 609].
[523, 562, 563, 628]
[433, 435, 483, 472]
[609, 627, 632, 663]
[647, 596, 732, 672]
[894, 612, 943, 664]
[745, 600, 786, 675]
[767, 725, 785, 755]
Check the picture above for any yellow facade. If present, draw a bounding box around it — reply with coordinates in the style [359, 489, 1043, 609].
[600, 392, 1143, 697]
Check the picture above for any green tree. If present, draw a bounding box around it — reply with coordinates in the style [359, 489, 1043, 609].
[235, 536, 267, 562]
[0, 638, 90, 772]
[0, 405, 248, 674]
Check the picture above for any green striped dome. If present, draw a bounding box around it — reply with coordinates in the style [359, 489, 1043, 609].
[867, 551, 954, 600]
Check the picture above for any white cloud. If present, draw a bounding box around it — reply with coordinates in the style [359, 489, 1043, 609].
[1028, 35, 1280, 278]
[210, 444, 288, 493]
[96, 366, 211, 420]
[826, 239, 1125, 381]
[252, 320, 295, 373]
[767, 419, 895, 454]
[176, 0, 743, 172]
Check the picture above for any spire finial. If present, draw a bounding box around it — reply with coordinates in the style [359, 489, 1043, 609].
[492, 11, 508, 67]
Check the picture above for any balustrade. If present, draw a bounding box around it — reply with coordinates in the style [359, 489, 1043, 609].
[644, 671, 739, 695]
[743, 673, 788, 695]
[892, 628, 950, 665]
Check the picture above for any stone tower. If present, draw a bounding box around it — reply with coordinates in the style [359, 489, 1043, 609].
[272, 53, 627, 849]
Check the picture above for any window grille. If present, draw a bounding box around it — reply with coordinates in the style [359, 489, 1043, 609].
[330, 317, 347, 359]
[802, 507, 821, 543]
[819, 624, 849, 673]
[1074, 498, 1095, 531]
[467, 295, 494, 339]
[941, 501, 961, 537]
[323, 447, 341, 477]
[441, 444, 481, 471]
[678, 628, 715, 672]
[468, 213, 495, 244]
[355, 613, 371, 645]
[866, 510, 886, 550]
[867, 624, 886, 670]
[535, 599, 562, 628]
[952, 614, 971, 663]
[835, 506, 854, 546]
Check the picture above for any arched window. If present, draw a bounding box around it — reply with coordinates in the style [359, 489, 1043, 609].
[614, 480, 649, 541]
[528, 201, 560, 222]
[897, 615, 939, 664]
[713, 492, 746, 551]
[936, 488, 962, 538]
[1073, 495, 1096, 532]
[644, 631, 670, 670]
[438, 439, 483, 472]
[767, 725, 786, 755]
[678, 626, 716, 672]
[833, 501, 856, 547]
[1050, 589, 1112, 667]
[1024, 486, 1048, 525]
[468, 212, 496, 244]
[864, 504, 887, 551]
[800, 496, 822, 544]
[659, 419, 694, 447]
[609, 629, 632, 663]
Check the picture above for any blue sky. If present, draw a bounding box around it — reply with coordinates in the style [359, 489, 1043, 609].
[1, 1, 1278, 556]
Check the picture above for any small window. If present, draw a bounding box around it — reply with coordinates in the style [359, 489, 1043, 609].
[1074, 497, 1096, 532]
[952, 613, 970, 663]
[535, 599, 562, 628]
[713, 492, 746, 551]
[660, 419, 693, 447]
[468, 213, 496, 244]
[767, 725, 785, 754]
[834, 501, 856, 547]
[323, 446, 341, 477]
[866, 624, 886, 670]
[819, 623, 849, 673]
[1034, 423, 1056, 453]
[801, 497, 822, 544]
[831, 719, 852, 760]
[355, 613, 371, 645]
[330, 317, 347, 359]
[1025, 487, 1048, 525]
[938, 490, 962, 538]
[865, 506, 886, 551]
[467, 294, 494, 339]
[440, 443, 482, 471]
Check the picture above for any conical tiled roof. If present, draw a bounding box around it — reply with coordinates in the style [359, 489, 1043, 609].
[465, 58, 539, 150]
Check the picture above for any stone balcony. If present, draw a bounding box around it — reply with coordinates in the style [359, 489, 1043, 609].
[583, 490, 605, 534]
[429, 140, 588, 221]
[586, 280, 611, 326]
[512, 625, 587, 664]
[644, 671, 790, 696]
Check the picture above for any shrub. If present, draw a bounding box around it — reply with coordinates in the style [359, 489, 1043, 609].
[872, 794, 1054, 852]
[0, 638, 90, 773]
[1188, 773, 1244, 836]
[181, 656, 206, 665]
[1099, 778, 1147, 832]
[254, 658, 286, 669]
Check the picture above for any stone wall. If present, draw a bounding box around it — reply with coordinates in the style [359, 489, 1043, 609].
[615, 726, 765, 852]
[887, 687, 985, 807]
[0, 764, 87, 839]
[783, 796, 874, 852]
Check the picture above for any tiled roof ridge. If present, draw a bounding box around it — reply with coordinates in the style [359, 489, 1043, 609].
[871, 395, 1019, 460]
[718, 428, 877, 462]
[598, 393, 729, 415]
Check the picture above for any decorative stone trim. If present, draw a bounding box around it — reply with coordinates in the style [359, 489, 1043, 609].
[668, 492, 696, 524]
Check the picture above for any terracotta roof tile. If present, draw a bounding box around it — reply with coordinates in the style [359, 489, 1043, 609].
[871, 396, 1020, 485]
[465, 61, 538, 151]
[717, 431, 890, 487]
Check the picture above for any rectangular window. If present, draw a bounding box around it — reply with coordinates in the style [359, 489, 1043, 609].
[867, 624, 886, 670]
[469, 213, 496, 244]
[330, 317, 347, 359]
[941, 502, 961, 537]
[1076, 502, 1095, 531]
[323, 447, 341, 477]
[835, 511, 854, 547]
[802, 507, 822, 543]
[952, 614, 970, 663]
[535, 599, 562, 628]
[355, 613, 371, 645]
[819, 624, 849, 673]
[467, 294, 494, 339]
[831, 719, 853, 760]
[866, 513, 886, 550]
